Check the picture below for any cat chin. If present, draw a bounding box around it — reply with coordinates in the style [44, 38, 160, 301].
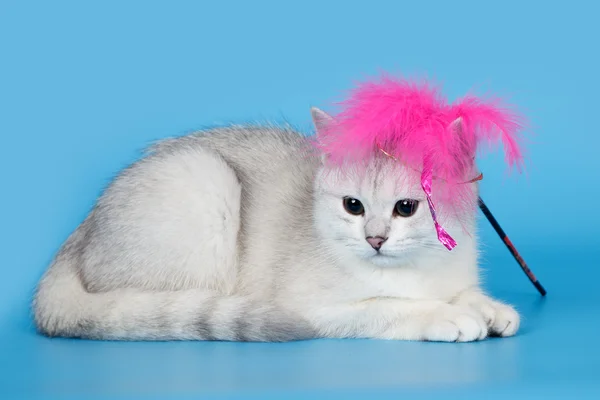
[363, 253, 409, 268]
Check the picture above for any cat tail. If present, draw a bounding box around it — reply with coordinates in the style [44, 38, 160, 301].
[32, 231, 314, 342]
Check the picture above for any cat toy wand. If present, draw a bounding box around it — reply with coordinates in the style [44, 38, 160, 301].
[478, 196, 547, 296]
[319, 74, 547, 297]
[376, 146, 546, 296]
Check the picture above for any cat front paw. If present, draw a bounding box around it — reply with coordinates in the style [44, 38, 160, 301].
[421, 304, 488, 342]
[478, 300, 520, 337]
[455, 291, 520, 337]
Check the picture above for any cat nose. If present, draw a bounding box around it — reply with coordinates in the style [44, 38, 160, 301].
[366, 236, 387, 250]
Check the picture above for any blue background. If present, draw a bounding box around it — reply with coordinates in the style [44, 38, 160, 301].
[1, 0, 599, 398]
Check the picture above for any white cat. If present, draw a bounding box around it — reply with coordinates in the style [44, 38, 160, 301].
[32, 108, 519, 342]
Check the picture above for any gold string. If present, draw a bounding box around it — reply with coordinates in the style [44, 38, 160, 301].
[376, 143, 483, 184]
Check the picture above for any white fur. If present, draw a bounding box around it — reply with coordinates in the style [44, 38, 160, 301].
[33, 113, 520, 342]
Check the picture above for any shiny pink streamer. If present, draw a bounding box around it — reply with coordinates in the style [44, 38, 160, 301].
[421, 168, 457, 251]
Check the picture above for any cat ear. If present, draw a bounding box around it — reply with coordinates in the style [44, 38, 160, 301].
[310, 107, 335, 138]
[311, 107, 336, 164]
[450, 117, 476, 159]
[449, 117, 463, 134]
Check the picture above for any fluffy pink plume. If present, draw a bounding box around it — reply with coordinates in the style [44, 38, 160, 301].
[317, 75, 527, 211]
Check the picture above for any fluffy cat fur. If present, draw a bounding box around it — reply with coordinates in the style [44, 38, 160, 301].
[32, 108, 520, 342]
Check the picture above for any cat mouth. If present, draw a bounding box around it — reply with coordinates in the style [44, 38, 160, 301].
[367, 252, 406, 267]
[369, 248, 415, 260]
[371, 251, 393, 259]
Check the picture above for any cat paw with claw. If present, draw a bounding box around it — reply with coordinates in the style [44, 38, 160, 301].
[454, 292, 520, 337]
[421, 304, 488, 342]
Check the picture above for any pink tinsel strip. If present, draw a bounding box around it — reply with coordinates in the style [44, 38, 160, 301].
[420, 168, 457, 251]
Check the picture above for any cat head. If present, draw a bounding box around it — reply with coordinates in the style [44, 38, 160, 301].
[310, 107, 479, 268]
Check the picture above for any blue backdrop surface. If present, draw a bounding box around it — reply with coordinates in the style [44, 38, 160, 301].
[1, 0, 599, 398]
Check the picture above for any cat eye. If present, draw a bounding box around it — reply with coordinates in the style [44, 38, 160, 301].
[394, 199, 419, 217]
[343, 197, 364, 216]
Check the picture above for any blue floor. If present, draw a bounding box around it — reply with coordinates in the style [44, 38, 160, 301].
[2, 246, 599, 399]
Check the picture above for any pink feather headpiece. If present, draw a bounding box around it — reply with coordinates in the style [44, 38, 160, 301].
[316, 75, 527, 250]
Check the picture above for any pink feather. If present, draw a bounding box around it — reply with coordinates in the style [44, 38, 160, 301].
[317, 74, 527, 214]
